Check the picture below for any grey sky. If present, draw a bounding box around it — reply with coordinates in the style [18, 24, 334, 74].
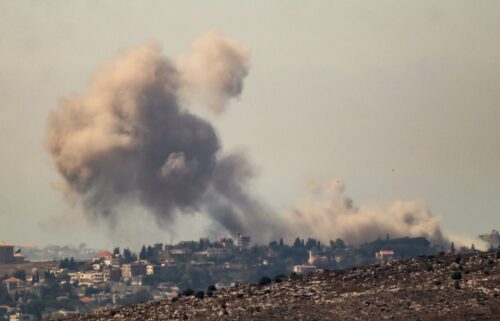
[0, 1, 498, 249]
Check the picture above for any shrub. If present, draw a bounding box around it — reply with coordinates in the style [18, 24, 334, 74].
[182, 288, 195, 297]
[258, 276, 272, 286]
[273, 274, 286, 283]
[195, 291, 204, 300]
[451, 271, 462, 280]
[207, 285, 217, 292]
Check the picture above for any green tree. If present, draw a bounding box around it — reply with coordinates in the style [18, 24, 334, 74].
[335, 238, 346, 249]
[14, 270, 26, 281]
[0, 284, 13, 306]
[139, 246, 147, 260]
[123, 248, 135, 263]
[146, 246, 154, 260]
[23, 299, 45, 319]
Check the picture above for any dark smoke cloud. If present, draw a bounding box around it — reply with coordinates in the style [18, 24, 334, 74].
[45, 32, 279, 240]
[45, 31, 475, 248]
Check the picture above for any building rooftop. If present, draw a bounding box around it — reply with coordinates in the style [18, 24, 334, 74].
[94, 251, 113, 259]
[3, 277, 21, 283]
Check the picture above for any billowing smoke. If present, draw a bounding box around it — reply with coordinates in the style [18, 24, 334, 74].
[287, 179, 448, 246]
[177, 30, 250, 114]
[45, 32, 278, 240]
[46, 31, 474, 247]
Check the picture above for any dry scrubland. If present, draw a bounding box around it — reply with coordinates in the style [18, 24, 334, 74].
[61, 251, 500, 321]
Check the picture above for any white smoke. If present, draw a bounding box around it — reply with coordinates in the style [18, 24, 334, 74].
[287, 179, 448, 246]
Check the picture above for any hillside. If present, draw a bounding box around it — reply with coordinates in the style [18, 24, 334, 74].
[62, 251, 499, 321]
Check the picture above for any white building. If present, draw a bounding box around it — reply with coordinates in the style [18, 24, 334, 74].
[74, 271, 106, 287]
[292, 264, 317, 274]
[375, 250, 395, 263]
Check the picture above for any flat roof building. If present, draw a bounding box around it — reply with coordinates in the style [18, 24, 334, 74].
[236, 233, 251, 251]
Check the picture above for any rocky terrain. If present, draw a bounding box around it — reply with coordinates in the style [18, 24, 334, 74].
[61, 251, 500, 321]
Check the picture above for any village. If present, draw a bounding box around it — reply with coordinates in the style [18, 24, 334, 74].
[2, 231, 497, 321]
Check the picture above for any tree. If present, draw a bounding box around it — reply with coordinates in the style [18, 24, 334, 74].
[14, 270, 26, 281]
[451, 271, 462, 280]
[22, 299, 45, 319]
[69, 257, 77, 270]
[293, 237, 301, 248]
[279, 238, 284, 247]
[113, 247, 120, 256]
[60, 258, 69, 269]
[450, 242, 456, 254]
[146, 246, 154, 260]
[335, 238, 346, 249]
[0, 284, 13, 305]
[139, 246, 147, 260]
[123, 248, 135, 263]
[306, 238, 317, 249]
[182, 288, 195, 296]
[258, 276, 272, 286]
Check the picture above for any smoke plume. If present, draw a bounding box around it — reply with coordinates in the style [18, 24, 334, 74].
[45, 32, 277, 240]
[46, 31, 472, 247]
[177, 30, 250, 114]
[287, 179, 448, 246]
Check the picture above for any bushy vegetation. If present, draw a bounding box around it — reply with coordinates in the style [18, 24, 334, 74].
[258, 276, 272, 286]
[451, 271, 462, 280]
[181, 288, 195, 297]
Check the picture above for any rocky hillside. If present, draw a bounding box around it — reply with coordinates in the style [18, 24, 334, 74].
[62, 251, 500, 321]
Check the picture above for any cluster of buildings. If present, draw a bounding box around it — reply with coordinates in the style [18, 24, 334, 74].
[292, 248, 396, 275]
[3, 232, 486, 320]
[0, 234, 254, 320]
[65, 233, 253, 289]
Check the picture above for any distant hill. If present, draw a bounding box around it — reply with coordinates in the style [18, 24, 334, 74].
[59, 251, 499, 321]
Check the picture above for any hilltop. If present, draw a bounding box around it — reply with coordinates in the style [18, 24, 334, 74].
[61, 251, 499, 321]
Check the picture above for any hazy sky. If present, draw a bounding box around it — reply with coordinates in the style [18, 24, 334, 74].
[0, 1, 499, 249]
